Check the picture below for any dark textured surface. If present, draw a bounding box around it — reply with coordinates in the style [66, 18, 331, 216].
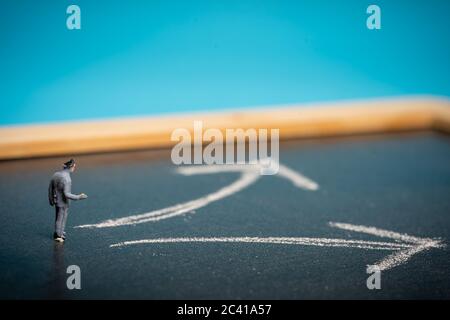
[0, 132, 449, 299]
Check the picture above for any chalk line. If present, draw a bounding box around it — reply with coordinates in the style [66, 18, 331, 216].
[328, 222, 434, 244]
[110, 237, 414, 250]
[109, 222, 445, 271]
[75, 162, 318, 229]
[375, 242, 442, 271]
[328, 222, 445, 271]
[177, 162, 319, 191]
[329, 222, 445, 271]
[76, 172, 259, 228]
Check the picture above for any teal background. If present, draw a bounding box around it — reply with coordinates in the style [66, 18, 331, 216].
[1, 0, 449, 125]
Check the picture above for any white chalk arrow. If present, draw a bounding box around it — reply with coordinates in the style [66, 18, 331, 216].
[75, 162, 318, 229]
[109, 221, 444, 271]
[75, 162, 445, 271]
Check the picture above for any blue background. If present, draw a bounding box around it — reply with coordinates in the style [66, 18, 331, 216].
[1, 0, 449, 125]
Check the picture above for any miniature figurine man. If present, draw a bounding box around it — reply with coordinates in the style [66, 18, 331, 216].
[48, 159, 88, 242]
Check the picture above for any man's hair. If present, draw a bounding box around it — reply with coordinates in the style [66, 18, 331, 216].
[63, 158, 76, 169]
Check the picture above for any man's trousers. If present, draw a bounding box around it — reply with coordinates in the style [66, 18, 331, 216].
[55, 206, 68, 238]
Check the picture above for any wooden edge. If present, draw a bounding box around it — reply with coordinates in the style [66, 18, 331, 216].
[0, 97, 449, 160]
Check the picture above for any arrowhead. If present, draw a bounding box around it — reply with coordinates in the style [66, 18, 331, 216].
[329, 221, 445, 271]
[177, 161, 319, 191]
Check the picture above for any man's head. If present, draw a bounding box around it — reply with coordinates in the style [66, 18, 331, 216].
[63, 159, 76, 172]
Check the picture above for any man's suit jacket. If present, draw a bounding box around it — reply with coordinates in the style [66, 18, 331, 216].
[48, 169, 81, 207]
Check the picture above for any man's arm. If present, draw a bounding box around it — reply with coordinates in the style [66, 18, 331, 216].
[63, 179, 87, 200]
[48, 181, 55, 206]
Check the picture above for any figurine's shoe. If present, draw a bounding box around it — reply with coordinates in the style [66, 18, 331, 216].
[54, 237, 65, 243]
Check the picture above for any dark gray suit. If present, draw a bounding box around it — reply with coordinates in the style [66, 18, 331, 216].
[48, 169, 84, 237]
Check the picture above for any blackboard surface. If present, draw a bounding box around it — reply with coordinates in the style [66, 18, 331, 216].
[0, 131, 449, 299]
